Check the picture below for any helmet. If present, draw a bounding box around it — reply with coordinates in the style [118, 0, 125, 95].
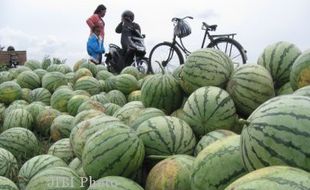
[174, 20, 191, 38]
[7, 46, 15, 51]
[122, 10, 134, 22]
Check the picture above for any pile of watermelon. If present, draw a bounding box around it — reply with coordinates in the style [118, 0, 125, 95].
[0, 41, 309, 190]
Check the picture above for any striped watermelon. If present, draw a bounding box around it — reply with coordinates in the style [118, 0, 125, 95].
[79, 61, 98, 76]
[112, 74, 139, 95]
[0, 148, 18, 181]
[98, 79, 106, 92]
[68, 157, 86, 177]
[141, 73, 183, 114]
[46, 64, 72, 74]
[50, 115, 74, 141]
[106, 90, 127, 106]
[133, 116, 196, 156]
[257, 41, 302, 88]
[0, 127, 40, 162]
[290, 49, 310, 90]
[241, 95, 310, 172]
[276, 82, 293, 96]
[82, 127, 145, 179]
[9, 66, 31, 79]
[33, 68, 47, 81]
[121, 66, 142, 80]
[35, 108, 61, 136]
[70, 115, 124, 159]
[191, 135, 247, 190]
[294, 85, 310, 97]
[113, 101, 145, 125]
[25, 102, 47, 122]
[88, 176, 144, 190]
[48, 138, 75, 164]
[74, 76, 101, 95]
[76, 99, 105, 113]
[2, 108, 34, 130]
[18, 154, 67, 189]
[67, 94, 90, 116]
[0, 103, 5, 124]
[180, 48, 233, 94]
[0, 81, 22, 105]
[194, 129, 237, 156]
[103, 103, 121, 116]
[3, 103, 26, 119]
[0, 176, 18, 190]
[145, 155, 194, 190]
[73, 58, 87, 72]
[183, 86, 237, 137]
[225, 166, 310, 190]
[29, 88, 51, 105]
[25, 167, 83, 190]
[129, 107, 165, 129]
[50, 88, 75, 112]
[95, 64, 107, 72]
[16, 71, 41, 90]
[226, 64, 275, 117]
[41, 71, 68, 93]
[0, 71, 13, 84]
[73, 68, 93, 83]
[71, 110, 104, 126]
[96, 70, 114, 80]
[128, 90, 141, 102]
[90, 94, 110, 105]
[24, 60, 41, 70]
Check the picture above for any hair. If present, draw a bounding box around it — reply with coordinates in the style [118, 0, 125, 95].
[94, 4, 106, 14]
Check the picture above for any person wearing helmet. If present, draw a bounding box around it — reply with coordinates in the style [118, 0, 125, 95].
[115, 10, 141, 68]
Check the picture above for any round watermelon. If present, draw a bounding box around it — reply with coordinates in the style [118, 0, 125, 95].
[290, 49, 310, 90]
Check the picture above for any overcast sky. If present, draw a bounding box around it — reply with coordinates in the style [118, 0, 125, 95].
[0, 0, 309, 67]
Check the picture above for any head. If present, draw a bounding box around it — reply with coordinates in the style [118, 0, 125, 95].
[7, 46, 15, 51]
[92, 26, 101, 36]
[94, 4, 106, 17]
[122, 10, 134, 22]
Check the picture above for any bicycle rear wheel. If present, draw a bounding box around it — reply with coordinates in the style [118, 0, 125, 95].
[207, 38, 247, 66]
[148, 42, 184, 73]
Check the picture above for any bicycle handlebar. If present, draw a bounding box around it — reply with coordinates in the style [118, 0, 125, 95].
[171, 16, 193, 22]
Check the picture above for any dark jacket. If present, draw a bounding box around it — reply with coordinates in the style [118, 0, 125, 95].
[115, 20, 141, 51]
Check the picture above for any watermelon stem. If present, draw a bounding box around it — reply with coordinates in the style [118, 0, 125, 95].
[155, 61, 165, 74]
[238, 118, 250, 126]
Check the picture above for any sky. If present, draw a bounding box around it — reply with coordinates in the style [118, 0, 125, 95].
[0, 0, 309, 68]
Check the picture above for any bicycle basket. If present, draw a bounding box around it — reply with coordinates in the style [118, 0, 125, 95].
[174, 20, 191, 38]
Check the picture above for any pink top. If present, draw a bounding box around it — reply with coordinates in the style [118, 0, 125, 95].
[86, 14, 105, 39]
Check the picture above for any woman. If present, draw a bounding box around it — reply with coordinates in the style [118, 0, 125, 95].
[86, 4, 106, 40]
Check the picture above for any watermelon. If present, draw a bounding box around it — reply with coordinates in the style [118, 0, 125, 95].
[68, 157, 86, 177]
[113, 101, 145, 125]
[9, 66, 31, 79]
[241, 95, 310, 172]
[25, 167, 83, 190]
[128, 90, 141, 102]
[183, 86, 237, 137]
[95, 70, 114, 80]
[290, 49, 310, 90]
[82, 127, 145, 179]
[106, 90, 127, 106]
[74, 76, 101, 95]
[0, 147, 18, 181]
[50, 114, 74, 141]
[226, 64, 275, 117]
[16, 71, 41, 89]
[0, 127, 40, 162]
[35, 108, 61, 136]
[46, 64, 72, 74]
[191, 135, 247, 190]
[2, 108, 34, 130]
[25, 102, 47, 122]
[48, 138, 75, 164]
[112, 74, 139, 95]
[133, 116, 196, 156]
[0, 71, 13, 84]
[29, 88, 51, 105]
[73, 58, 87, 72]
[141, 73, 183, 114]
[194, 129, 237, 156]
[67, 94, 90, 116]
[71, 110, 104, 126]
[95, 64, 107, 72]
[121, 66, 142, 80]
[79, 61, 98, 76]
[276, 82, 293, 96]
[180, 48, 233, 94]
[103, 103, 121, 116]
[90, 94, 110, 105]
[0, 176, 18, 190]
[129, 107, 165, 129]
[76, 99, 105, 113]
[50, 88, 75, 112]
[33, 68, 47, 81]
[70, 115, 125, 160]
[41, 71, 68, 93]
[145, 155, 194, 190]
[24, 60, 41, 70]
[88, 176, 144, 190]
[18, 154, 67, 189]
[0, 81, 22, 105]
[225, 166, 310, 190]
[257, 41, 302, 88]
[293, 85, 310, 97]
[73, 68, 93, 83]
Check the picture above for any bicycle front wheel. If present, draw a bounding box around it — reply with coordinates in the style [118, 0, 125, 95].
[148, 42, 184, 74]
[207, 38, 247, 66]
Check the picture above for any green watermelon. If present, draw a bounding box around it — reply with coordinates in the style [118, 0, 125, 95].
[141, 73, 183, 114]
[24, 60, 41, 70]
[276, 82, 294, 96]
[257, 41, 302, 88]
[33, 68, 47, 81]
[35, 108, 61, 136]
[113, 101, 145, 125]
[103, 103, 121, 116]
[16, 70, 41, 89]
[82, 127, 145, 179]
[128, 90, 142, 102]
[183, 86, 237, 137]
[29, 88, 51, 105]
[145, 155, 194, 190]
[76, 99, 105, 113]
[50, 88, 75, 112]
[133, 116, 196, 156]
[241, 95, 310, 172]
[18, 154, 67, 189]
[67, 95, 90, 116]
[106, 90, 127, 106]
[2, 108, 34, 130]
[50, 115, 74, 141]
[95, 70, 114, 80]
[74, 76, 101, 95]
[46, 64, 72, 74]
[121, 66, 142, 80]
[290, 49, 310, 90]
[129, 107, 165, 129]
[48, 138, 75, 164]
[73, 68, 93, 83]
[68, 157, 86, 177]
[180, 48, 233, 94]
[41, 71, 68, 93]
[0, 81, 22, 105]
[0, 147, 18, 181]
[79, 61, 98, 76]
[0, 176, 18, 190]
[225, 166, 310, 190]
[226, 64, 275, 117]
[191, 135, 247, 190]
[73, 58, 87, 72]
[112, 74, 139, 95]
[71, 109, 103, 126]
[293, 85, 310, 97]
[0, 71, 13, 84]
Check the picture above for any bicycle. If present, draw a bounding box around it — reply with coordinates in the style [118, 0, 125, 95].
[148, 16, 247, 73]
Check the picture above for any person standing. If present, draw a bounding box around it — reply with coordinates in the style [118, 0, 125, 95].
[86, 4, 106, 63]
[87, 26, 105, 64]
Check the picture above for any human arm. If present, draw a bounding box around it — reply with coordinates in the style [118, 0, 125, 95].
[115, 22, 123, 33]
[86, 14, 99, 30]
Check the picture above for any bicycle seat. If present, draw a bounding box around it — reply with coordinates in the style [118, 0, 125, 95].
[202, 22, 217, 31]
